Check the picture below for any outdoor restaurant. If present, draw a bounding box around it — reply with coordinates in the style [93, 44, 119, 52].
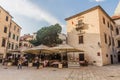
[5, 44, 85, 68]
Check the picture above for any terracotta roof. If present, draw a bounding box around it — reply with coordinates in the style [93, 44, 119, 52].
[65, 5, 115, 24]
[112, 15, 120, 20]
[20, 34, 33, 41]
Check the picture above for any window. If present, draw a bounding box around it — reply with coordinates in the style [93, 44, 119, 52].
[14, 26, 16, 30]
[13, 34, 15, 40]
[6, 16, 8, 21]
[112, 37, 115, 46]
[106, 54, 108, 57]
[103, 17, 105, 24]
[116, 28, 119, 35]
[24, 43, 28, 47]
[10, 22, 12, 28]
[110, 24, 113, 31]
[4, 27, 7, 33]
[76, 20, 84, 28]
[19, 43, 22, 47]
[78, 20, 83, 25]
[15, 44, 18, 49]
[9, 32, 11, 38]
[104, 33, 107, 44]
[109, 36, 111, 46]
[18, 29, 19, 32]
[1, 38, 6, 47]
[107, 22, 109, 28]
[97, 52, 100, 56]
[11, 43, 14, 49]
[8, 43, 11, 49]
[16, 36, 19, 41]
[118, 40, 120, 48]
[79, 36, 83, 44]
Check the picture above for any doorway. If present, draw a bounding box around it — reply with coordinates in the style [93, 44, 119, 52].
[118, 51, 120, 62]
[79, 54, 84, 61]
[111, 55, 113, 64]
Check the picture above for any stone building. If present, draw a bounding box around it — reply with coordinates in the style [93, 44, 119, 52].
[19, 34, 34, 48]
[65, 5, 118, 66]
[112, 1, 120, 63]
[0, 6, 21, 59]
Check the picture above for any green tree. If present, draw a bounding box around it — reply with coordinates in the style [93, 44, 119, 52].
[30, 23, 63, 46]
[29, 39, 40, 46]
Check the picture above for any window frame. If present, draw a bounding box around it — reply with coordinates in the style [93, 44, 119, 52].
[1, 38, 6, 47]
[79, 35, 84, 44]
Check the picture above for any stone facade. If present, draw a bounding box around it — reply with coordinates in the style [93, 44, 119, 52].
[19, 34, 34, 48]
[0, 6, 21, 58]
[65, 6, 118, 66]
[112, 1, 120, 63]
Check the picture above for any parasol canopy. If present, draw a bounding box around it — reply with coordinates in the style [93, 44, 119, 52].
[49, 43, 83, 53]
[7, 47, 28, 54]
[24, 44, 51, 54]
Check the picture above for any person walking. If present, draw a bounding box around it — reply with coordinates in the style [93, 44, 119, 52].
[17, 58, 23, 69]
[4, 58, 8, 69]
[36, 59, 40, 69]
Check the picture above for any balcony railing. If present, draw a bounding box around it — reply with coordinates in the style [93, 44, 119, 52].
[76, 23, 85, 31]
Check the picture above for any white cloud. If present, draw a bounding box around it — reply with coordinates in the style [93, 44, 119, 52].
[0, 0, 63, 26]
[95, 0, 104, 2]
[90, 0, 105, 2]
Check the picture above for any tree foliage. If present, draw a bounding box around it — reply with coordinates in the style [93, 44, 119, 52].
[30, 23, 63, 46]
[29, 39, 40, 46]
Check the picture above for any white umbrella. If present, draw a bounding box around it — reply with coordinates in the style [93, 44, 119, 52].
[7, 47, 28, 54]
[24, 44, 51, 54]
[49, 43, 83, 61]
[50, 44, 83, 53]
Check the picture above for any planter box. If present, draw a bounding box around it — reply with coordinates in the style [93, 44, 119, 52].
[58, 64, 63, 69]
[39, 65, 43, 68]
[7, 62, 12, 66]
[28, 63, 33, 67]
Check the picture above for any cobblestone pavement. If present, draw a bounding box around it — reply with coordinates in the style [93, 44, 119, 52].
[0, 64, 120, 80]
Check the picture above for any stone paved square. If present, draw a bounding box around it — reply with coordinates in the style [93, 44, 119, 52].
[0, 64, 120, 80]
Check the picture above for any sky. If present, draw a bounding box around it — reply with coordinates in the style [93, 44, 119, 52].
[0, 0, 119, 36]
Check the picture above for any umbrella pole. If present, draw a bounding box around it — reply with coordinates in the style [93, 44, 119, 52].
[61, 53, 63, 62]
[40, 50, 42, 61]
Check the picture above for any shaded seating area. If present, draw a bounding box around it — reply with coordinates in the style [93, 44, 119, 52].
[5, 44, 83, 68]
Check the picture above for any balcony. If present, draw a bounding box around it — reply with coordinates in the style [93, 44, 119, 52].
[76, 23, 85, 31]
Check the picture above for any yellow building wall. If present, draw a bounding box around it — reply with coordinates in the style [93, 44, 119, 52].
[0, 7, 12, 57]
[99, 10, 118, 65]
[66, 9, 103, 66]
[8, 20, 21, 50]
[0, 7, 21, 58]
[66, 7, 118, 66]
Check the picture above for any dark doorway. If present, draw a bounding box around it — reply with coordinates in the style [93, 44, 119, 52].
[79, 54, 84, 61]
[118, 51, 120, 62]
[111, 55, 113, 64]
[118, 55, 120, 62]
